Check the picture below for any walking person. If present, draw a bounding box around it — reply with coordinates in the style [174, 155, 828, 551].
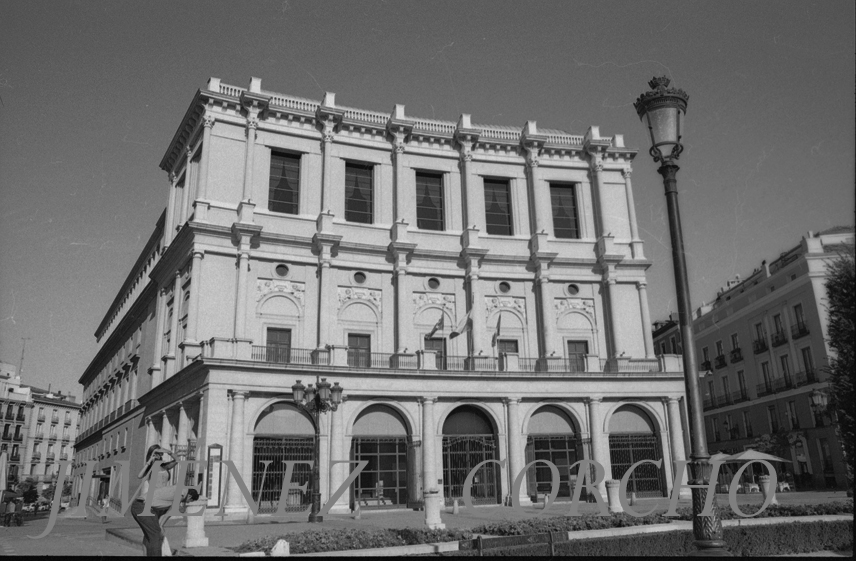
[5, 500, 16, 527]
[100, 494, 110, 524]
[0, 500, 7, 528]
[131, 445, 178, 556]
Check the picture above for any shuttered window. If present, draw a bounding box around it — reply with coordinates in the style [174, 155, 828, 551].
[345, 163, 374, 224]
[484, 179, 513, 235]
[416, 172, 445, 231]
[269, 153, 300, 215]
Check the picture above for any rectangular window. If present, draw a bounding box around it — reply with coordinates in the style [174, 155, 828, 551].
[567, 340, 588, 372]
[268, 152, 300, 215]
[497, 339, 519, 355]
[660, 341, 667, 355]
[345, 163, 374, 224]
[347, 333, 371, 368]
[793, 303, 805, 324]
[702, 346, 710, 362]
[715, 340, 724, 356]
[707, 380, 715, 399]
[787, 400, 799, 429]
[767, 405, 779, 432]
[738, 371, 746, 394]
[549, 183, 580, 239]
[761, 362, 772, 388]
[773, 314, 784, 333]
[743, 411, 753, 437]
[424, 337, 447, 370]
[671, 336, 678, 354]
[483, 179, 513, 235]
[780, 355, 792, 383]
[731, 333, 740, 350]
[266, 328, 292, 363]
[801, 347, 814, 372]
[722, 377, 731, 397]
[415, 172, 445, 231]
[755, 322, 766, 341]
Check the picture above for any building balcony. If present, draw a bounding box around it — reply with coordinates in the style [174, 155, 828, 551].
[37, 413, 46, 422]
[10, 454, 20, 462]
[4, 411, 13, 420]
[64, 417, 72, 426]
[701, 360, 712, 371]
[715, 394, 732, 408]
[51, 414, 59, 424]
[0, 433, 10, 441]
[771, 330, 788, 347]
[745, 426, 754, 438]
[732, 389, 750, 404]
[726, 427, 742, 440]
[12, 433, 22, 442]
[757, 381, 775, 397]
[60, 453, 68, 461]
[791, 321, 810, 339]
[32, 452, 41, 462]
[730, 348, 743, 363]
[753, 339, 768, 354]
[714, 355, 728, 369]
[15, 413, 25, 422]
[795, 369, 819, 386]
[240, 344, 677, 376]
[48, 433, 58, 441]
[61, 436, 70, 444]
[33, 432, 44, 441]
[46, 453, 55, 463]
[703, 397, 715, 411]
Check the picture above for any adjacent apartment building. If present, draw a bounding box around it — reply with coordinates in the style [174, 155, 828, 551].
[73, 77, 691, 518]
[654, 226, 854, 489]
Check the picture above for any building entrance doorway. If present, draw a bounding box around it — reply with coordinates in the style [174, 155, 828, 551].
[350, 405, 410, 510]
[608, 405, 666, 498]
[442, 406, 500, 506]
[524, 406, 585, 500]
[252, 402, 315, 513]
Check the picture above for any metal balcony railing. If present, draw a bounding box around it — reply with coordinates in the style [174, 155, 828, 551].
[10, 454, 20, 462]
[250, 346, 330, 366]
[15, 413, 25, 422]
[730, 348, 743, 363]
[701, 360, 712, 371]
[771, 330, 788, 347]
[791, 321, 810, 339]
[37, 414, 46, 422]
[51, 414, 59, 424]
[757, 381, 774, 397]
[60, 453, 68, 461]
[753, 339, 768, 354]
[795, 369, 819, 386]
[732, 389, 750, 403]
[703, 397, 715, 411]
[4, 410, 13, 420]
[34, 432, 44, 441]
[48, 433, 58, 441]
[46, 453, 55, 462]
[64, 417, 72, 426]
[0, 433, 10, 441]
[12, 433, 22, 442]
[32, 452, 41, 461]
[715, 355, 728, 369]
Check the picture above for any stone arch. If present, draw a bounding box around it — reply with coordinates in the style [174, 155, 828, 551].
[487, 308, 525, 330]
[522, 403, 581, 435]
[414, 306, 454, 329]
[437, 403, 501, 436]
[346, 401, 415, 437]
[339, 300, 380, 323]
[606, 403, 667, 498]
[557, 310, 595, 331]
[250, 397, 315, 434]
[602, 401, 665, 435]
[257, 293, 302, 317]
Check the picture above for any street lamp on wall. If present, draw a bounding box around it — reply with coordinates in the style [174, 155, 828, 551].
[291, 376, 344, 523]
[634, 77, 729, 556]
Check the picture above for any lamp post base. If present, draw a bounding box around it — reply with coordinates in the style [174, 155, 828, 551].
[688, 460, 730, 556]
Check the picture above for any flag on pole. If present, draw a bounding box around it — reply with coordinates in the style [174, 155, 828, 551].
[427, 312, 444, 338]
[492, 313, 503, 347]
[449, 309, 472, 339]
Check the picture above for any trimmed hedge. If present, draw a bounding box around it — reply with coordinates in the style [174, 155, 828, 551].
[231, 527, 473, 555]
[674, 499, 853, 520]
[471, 512, 675, 536]
[436, 520, 854, 556]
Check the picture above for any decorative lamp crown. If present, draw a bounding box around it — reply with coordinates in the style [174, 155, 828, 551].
[317, 378, 332, 402]
[634, 76, 689, 164]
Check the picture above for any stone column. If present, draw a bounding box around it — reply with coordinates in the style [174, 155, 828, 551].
[185, 250, 204, 345]
[666, 397, 690, 498]
[524, 143, 549, 234]
[467, 269, 485, 356]
[587, 397, 610, 498]
[320, 120, 335, 215]
[177, 403, 189, 451]
[195, 113, 214, 222]
[622, 169, 644, 258]
[233, 250, 249, 340]
[165, 272, 182, 379]
[637, 281, 655, 358]
[317, 254, 333, 347]
[457, 134, 482, 231]
[590, 159, 607, 237]
[537, 274, 556, 357]
[150, 287, 167, 387]
[226, 391, 247, 510]
[605, 279, 622, 358]
[327, 403, 349, 514]
[421, 398, 439, 494]
[164, 173, 178, 247]
[145, 417, 157, 451]
[394, 264, 411, 353]
[504, 398, 528, 505]
[392, 137, 409, 223]
[242, 116, 258, 202]
[179, 146, 194, 226]
[160, 411, 172, 450]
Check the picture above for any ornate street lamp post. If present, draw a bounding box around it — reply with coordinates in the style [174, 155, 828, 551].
[291, 376, 344, 523]
[634, 77, 729, 556]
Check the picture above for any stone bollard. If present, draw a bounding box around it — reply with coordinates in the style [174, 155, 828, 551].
[605, 480, 623, 514]
[542, 493, 550, 510]
[759, 475, 778, 505]
[182, 499, 209, 549]
[452, 499, 459, 515]
[271, 539, 290, 557]
[424, 490, 446, 530]
[354, 502, 361, 519]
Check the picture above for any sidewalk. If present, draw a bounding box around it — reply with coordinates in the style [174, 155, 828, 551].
[102, 490, 851, 555]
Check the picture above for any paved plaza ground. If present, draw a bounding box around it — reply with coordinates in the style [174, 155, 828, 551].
[3, 490, 852, 556]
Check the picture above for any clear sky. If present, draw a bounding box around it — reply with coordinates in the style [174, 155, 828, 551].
[1, 0, 853, 395]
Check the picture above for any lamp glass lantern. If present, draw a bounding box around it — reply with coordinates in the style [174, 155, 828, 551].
[634, 76, 689, 164]
[331, 382, 343, 405]
[810, 389, 828, 410]
[291, 380, 305, 404]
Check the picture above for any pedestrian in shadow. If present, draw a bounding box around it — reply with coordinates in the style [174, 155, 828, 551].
[131, 445, 177, 556]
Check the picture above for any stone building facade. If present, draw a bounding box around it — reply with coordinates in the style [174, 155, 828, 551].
[74, 77, 690, 517]
[653, 227, 854, 490]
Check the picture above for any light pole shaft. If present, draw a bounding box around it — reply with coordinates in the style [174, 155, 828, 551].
[660, 164, 709, 461]
[309, 401, 323, 522]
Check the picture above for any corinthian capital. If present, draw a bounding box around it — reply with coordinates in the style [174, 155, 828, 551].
[522, 141, 540, 168]
[203, 114, 215, 128]
[246, 116, 259, 130]
[622, 168, 632, 179]
[590, 157, 604, 173]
